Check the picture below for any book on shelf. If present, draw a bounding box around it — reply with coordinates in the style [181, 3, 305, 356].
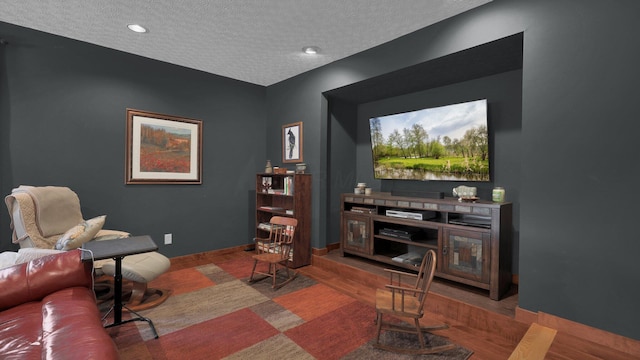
[283, 176, 294, 195]
[257, 222, 285, 231]
[267, 188, 285, 195]
[257, 222, 271, 231]
[259, 206, 284, 211]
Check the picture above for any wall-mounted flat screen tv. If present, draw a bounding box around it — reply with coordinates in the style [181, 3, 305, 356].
[369, 99, 489, 181]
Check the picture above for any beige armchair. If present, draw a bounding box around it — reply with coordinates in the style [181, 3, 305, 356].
[5, 185, 171, 310]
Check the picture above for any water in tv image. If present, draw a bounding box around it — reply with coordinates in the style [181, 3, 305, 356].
[369, 99, 489, 181]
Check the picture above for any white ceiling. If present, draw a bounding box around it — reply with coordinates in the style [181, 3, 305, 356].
[0, 0, 491, 86]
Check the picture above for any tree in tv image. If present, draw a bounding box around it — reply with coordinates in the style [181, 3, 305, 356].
[369, 99, 490, 181]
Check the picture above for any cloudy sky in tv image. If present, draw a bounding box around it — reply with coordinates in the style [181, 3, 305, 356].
[373, 99, 487, 141]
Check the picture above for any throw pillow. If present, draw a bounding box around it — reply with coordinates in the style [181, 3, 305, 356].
[55, 215, 106, 250]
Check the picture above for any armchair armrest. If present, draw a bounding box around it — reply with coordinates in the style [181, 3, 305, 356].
[383, 268, 418, 287]
[382, 284, 426, 312]
[384, 283, 424, 292]
[254, 236, 274, 254]
[384, 283, 425, 297]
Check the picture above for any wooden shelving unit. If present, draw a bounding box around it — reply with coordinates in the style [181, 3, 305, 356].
[256, 173, 311, 268]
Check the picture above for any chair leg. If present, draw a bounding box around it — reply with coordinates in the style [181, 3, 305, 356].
[415, 318, 426, 349]
[273, 263, 298, 289]
[249, 259, 258, 282]
[271, 263, 277, 288]
[373, 316, 456, 355]
[375, 312, 384, 345]
[249, 259, 298, 290]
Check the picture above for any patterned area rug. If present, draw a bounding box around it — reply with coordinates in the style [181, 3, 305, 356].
[102, 256, 472, 359]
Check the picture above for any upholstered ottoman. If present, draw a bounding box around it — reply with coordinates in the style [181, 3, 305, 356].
[100, 251, 171, 311]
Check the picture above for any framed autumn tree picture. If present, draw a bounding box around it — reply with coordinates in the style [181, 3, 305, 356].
[126, 109, 202, 184]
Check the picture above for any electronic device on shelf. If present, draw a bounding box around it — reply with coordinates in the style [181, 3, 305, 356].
[391, 251, 424, 266]
[350, 206, 375, 214]
[385, 209, 435, 220]
[379, 228, 418, 241]
[448, 214, 492, 228]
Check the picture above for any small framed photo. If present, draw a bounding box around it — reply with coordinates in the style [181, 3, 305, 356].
[282, 121, 303, 163]
[126, 109, 203, 184]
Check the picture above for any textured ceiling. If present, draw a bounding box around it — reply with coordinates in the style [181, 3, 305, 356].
[0, 0, 491, 86]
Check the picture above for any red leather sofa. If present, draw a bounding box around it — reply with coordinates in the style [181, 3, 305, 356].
[0, 249, 119, 359]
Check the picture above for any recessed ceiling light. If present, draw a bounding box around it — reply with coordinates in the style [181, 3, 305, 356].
[127, 24, 148, 33]
[302, 46, 320, 55]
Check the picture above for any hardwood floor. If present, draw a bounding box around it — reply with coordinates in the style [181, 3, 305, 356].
[168, 247, 637, 359]
[320, 250, 519, 317]
[301, 250, 525, 359]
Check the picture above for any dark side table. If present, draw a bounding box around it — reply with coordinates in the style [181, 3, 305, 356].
[82, 235, 160, 338]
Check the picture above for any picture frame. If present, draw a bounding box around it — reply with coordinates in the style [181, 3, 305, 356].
[126, 109, 202, 184]
[282, 121, 303, 163]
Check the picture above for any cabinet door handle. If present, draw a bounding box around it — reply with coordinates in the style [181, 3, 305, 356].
[443, 247, 448, 255]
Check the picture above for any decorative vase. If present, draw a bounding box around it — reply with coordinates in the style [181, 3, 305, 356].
[265, 160, 273, 174]
[492, 187, 505, 202]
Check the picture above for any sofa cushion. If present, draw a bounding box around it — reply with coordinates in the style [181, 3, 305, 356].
[0, 250, 92, 311]
[55, 215, 106, 250]
[0, 301, 43, 358]
[0, 250, 119, 359]
[0, 287, 119, 360]
[41, 287, 120, 359]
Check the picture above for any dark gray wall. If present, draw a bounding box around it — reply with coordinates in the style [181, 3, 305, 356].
[327, 99, 359, 247]
[266, 0, 640, 340]
[517, 0, 640, 340]
[0, 22, 266, 257]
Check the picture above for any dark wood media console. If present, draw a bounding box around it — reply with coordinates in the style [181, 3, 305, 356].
[340, 192, 512, 300]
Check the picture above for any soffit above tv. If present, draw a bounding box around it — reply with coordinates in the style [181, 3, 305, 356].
[324, 33, 523, 104]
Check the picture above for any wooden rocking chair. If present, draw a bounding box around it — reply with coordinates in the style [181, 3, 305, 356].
[374, 249, 456, 355]
[249, 216, 298, 289]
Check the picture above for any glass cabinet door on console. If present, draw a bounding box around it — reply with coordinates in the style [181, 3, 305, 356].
[342, 213, 372, 255]
[441, 228, 491, 284]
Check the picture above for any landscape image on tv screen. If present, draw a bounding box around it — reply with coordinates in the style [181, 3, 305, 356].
[369, 99, 489, 181]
